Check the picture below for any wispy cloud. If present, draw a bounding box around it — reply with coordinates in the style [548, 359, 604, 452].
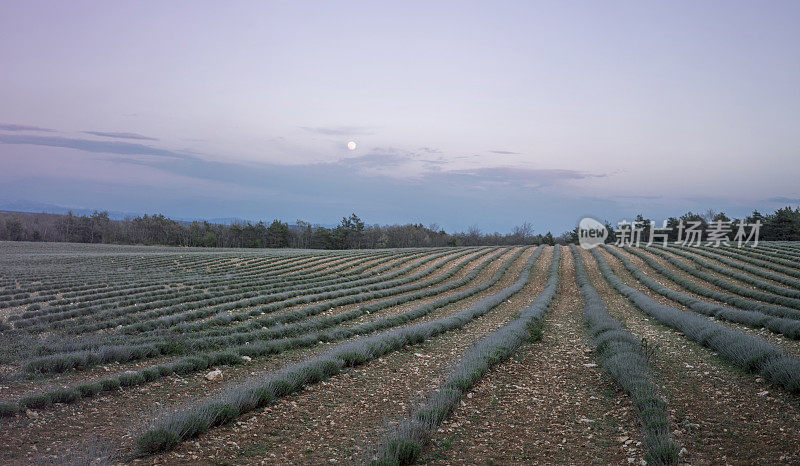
[612, 194, 663, 200]
[763, 196, 800, 204]
[425, 167, 604, 190]
[333, 146, 453, 177]
[417, 158, 447, 165]
[0, 134, 188, 158]
[83, 131, 158, 141]
[338, 152, 409, 169]
[0, 123, 55, 132]
[489, 150, 520, 155]
[1, 133, 601, 194]
[300, 125, 374, 136]
[1, 134, 617, 232]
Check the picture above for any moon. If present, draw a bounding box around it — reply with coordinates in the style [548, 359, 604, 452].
[347, 141, 357, 151]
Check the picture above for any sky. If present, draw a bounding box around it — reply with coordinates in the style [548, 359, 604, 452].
[1, 1, 799, 233]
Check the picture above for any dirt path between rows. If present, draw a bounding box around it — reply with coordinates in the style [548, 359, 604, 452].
[0, 249, 513, 464]
[580, 248, 800, 464]
[664, 246, 800, 290]
[138, 247, 541, 464]
[605, 246, 800, 358]
[691, 247, 800, 285]
[644, 247, 800, 310]
[1, 250, 474, 399]
[423, 246, 643, 465]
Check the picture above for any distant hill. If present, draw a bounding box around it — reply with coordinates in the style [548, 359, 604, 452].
[0, 200, 138, 220]
[0, 200, 256, 226]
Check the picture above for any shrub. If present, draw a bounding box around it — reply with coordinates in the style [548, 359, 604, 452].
[211, 351, 241, 366]
[20, 393, 52, 409]
[100, 378, 122, 391]
[0, 401, 18, 417]
[142, 367, 161, 382]
[374, 247, 561, 465]
[383, 438, 422, 465]
[573, 246, 678, 465]
[137, 428, 179, 454]
[643, 247, 800, 312]
[77, 382, 103, 397]
[51, 388, 80, 404]
[207, 402, 239, 425]
[664, 246, 800, 299]
[671, 244, 800, 289]
[593, 247, 800, 394]
[119, 372, 146, 387]
[134, 247, 537, 454]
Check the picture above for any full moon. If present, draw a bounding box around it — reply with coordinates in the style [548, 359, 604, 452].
[347, 141, 357, 151]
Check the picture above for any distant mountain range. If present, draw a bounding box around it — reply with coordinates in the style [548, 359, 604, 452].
[0, 199, 336, 227]
[0, 200, 139, 220]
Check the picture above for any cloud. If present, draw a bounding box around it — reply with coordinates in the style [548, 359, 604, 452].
[612, 194, 663, 200]
[763, 197, 800, 204]
[332, 146, 452, 177]
[83, 131, 158, 141]
[445, 166, 601, 181]
[0, 123, 55, 132]
[0, 134, 188, 158]
[338, 152, 409, 169]
[1, 134, 600, 195]
[489, 150, 520, 155]
[300, 125, 374, 136]
[1, 136, 619, 233]
[303, 147, 589, 187]
[424, 167, 605, 190]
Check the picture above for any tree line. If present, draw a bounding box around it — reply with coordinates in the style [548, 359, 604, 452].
[2, 206, 798, 249]
[570, 207, 800, 244]
[0, 212, 561, 248]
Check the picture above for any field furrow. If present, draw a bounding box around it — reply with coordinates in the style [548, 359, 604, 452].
[1, 241, 799, 465]
[577, 248, 800, 465]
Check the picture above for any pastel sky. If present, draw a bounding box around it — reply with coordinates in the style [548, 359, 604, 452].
[1, 1, 799, 233]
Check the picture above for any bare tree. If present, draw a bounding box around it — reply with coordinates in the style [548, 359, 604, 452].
[701, 209, 718, 223]
[512, 221, 534, 244]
